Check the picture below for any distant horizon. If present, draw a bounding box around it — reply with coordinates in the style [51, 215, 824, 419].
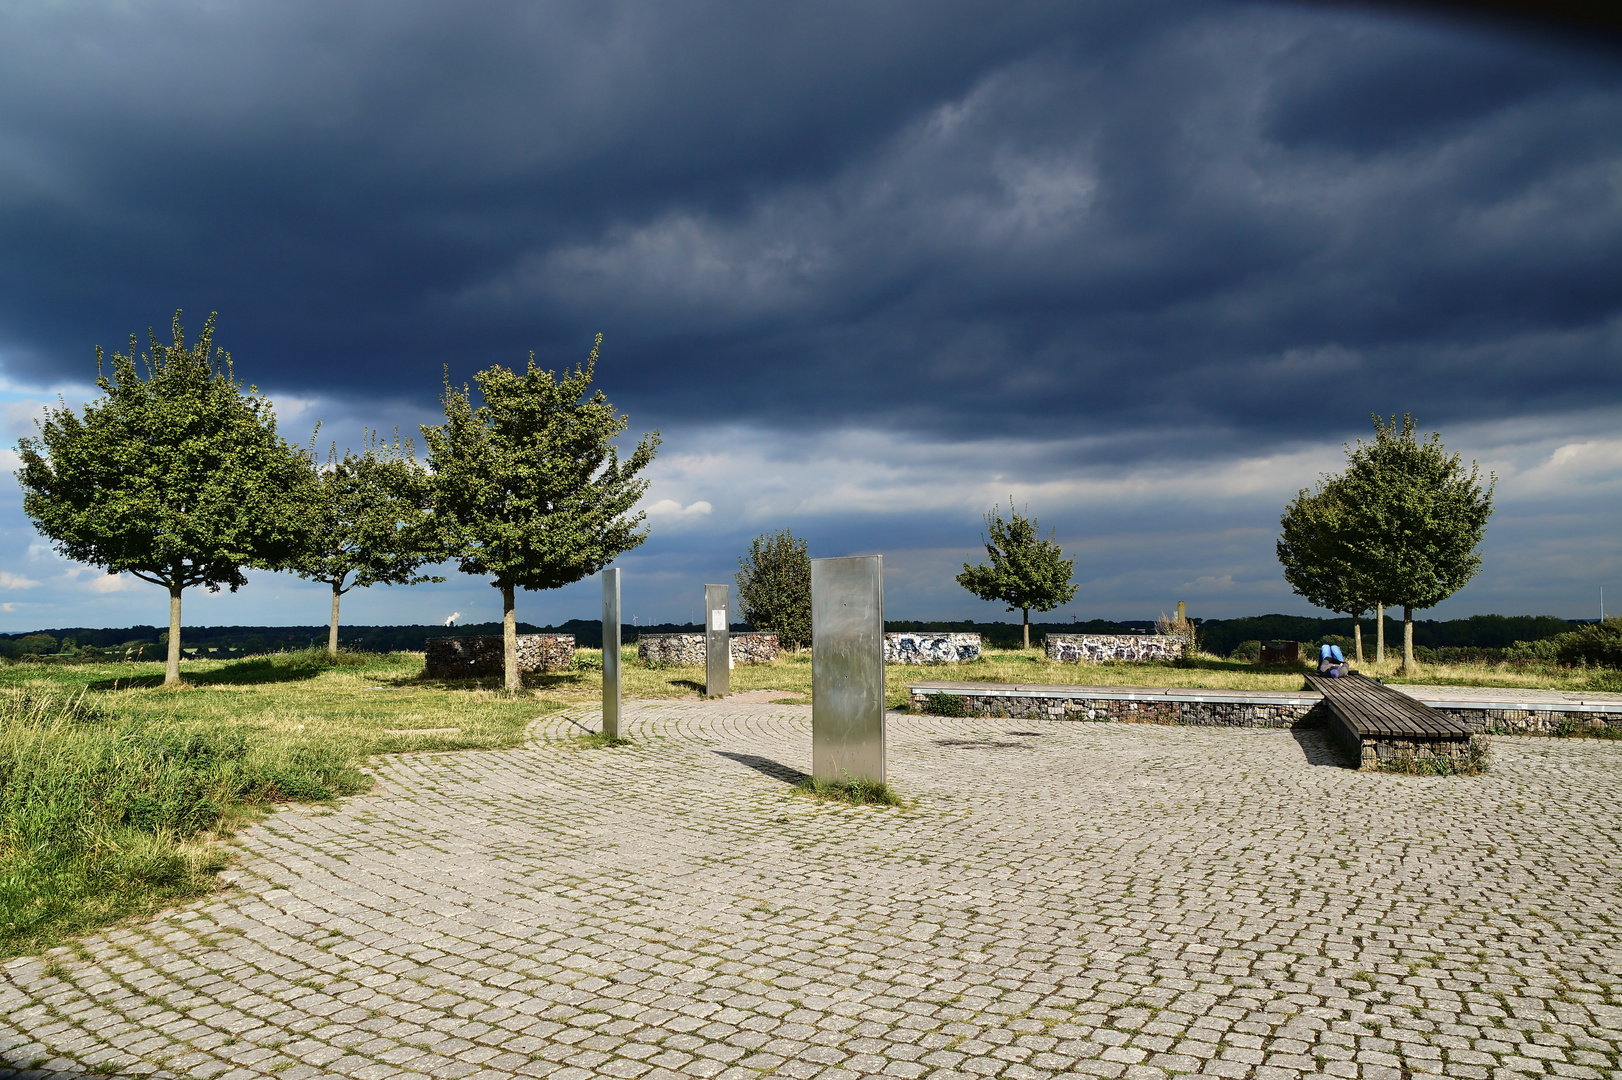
[1, 611, 1596, 637]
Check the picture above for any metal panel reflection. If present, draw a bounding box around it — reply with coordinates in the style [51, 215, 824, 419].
[602, 568, 621, 737]
[811, 555, 885, 784]
[705, 583, 730, 697]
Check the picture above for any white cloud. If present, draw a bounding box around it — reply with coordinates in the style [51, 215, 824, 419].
[59, 566, 141, 594]
[645, 498, 714, 520]
[0, 571, 38, 589]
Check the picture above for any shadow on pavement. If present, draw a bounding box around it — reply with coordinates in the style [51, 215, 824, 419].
[714, 750, 806, 785]
[1292, 726, 1355, 767]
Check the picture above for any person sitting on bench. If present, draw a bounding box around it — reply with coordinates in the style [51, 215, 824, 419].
[1319, 643, 1349, 677]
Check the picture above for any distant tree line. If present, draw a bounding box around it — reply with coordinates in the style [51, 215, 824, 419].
[3, 612, 1591, 663]
[14, 312, 657, 690]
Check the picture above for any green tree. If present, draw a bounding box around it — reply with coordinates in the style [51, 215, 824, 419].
[736, 529, 812, 651]
[1277, 476, 1380, 662]
[15, 311, 313, 687]
[421, 334, 659, 690]
[956, 500, 1079, 650]
[292, 430, 446, 654]
[1339, 414, 1496, 672]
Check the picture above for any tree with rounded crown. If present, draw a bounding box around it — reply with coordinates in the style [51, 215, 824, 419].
[1338, 414, 1495, 673]
[736, 528, 812, 651]
[422, 334, 660, 691]
[1277, 475, 1381, 662]
[15, 311, 314, 687]
[292, 429, 446, 655]
[956, 499, 1078, 650]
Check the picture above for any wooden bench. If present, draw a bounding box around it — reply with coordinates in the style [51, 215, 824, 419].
[1304, 671, 1475, 769]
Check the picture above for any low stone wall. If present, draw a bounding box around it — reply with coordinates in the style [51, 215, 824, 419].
[424, 634, 574, 679]
[1430, 706, 1622, 736]
[908, 682, 1321, 729]
[1045, 634, 1186, 663]
[637, 632, 780, 666]
[730, 633, 780, 664]
[885, 633, 982, 664]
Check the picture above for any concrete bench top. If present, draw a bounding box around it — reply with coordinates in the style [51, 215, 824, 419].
[908, 679, 1622, 714]
[906, 680, 1322, 706]
[1393, 683, 1622, 713]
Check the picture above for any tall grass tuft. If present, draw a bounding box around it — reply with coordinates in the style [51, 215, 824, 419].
[793, 775, 905, 807]
[0, 690, 368, 957]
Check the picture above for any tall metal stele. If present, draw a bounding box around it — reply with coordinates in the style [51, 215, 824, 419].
[811, 555, 885, 785]
[704, 583, 729, 698]
[602, 567, 621, 738]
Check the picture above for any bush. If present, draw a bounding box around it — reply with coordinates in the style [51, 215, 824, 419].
[1503, 637, 1561, 662]
[572, 651, 602, 671]
[1230, 640, 1262, 662]
[922, 691, 970, 717]
[1556, 619, 1622, 669]
[1432, 646, 1503, 664]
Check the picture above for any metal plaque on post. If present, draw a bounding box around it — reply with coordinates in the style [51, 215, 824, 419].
[705, 583, 729, 698]
[602, 567, 621, 737]
[811, 555, 884, 784]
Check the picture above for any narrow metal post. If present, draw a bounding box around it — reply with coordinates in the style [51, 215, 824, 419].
[602, 567, 621, 737]
[811, 555, 885, 785]
[705, 583, 730, 697]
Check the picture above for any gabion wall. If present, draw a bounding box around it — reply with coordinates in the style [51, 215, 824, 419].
[637, 632, 780, 665]
[1045, 633, 1186, 663]
[884, 633, 982, 664]
[424, 634, 574, 678]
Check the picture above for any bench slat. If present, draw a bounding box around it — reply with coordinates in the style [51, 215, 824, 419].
[1305, 672, 1471, 739]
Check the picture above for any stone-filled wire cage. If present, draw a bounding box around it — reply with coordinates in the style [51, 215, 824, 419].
[637, 632, 779, 666]
[883, 633, 982, 664]
[423, 635, 575, 679]
[1044, 634, 1186, 663]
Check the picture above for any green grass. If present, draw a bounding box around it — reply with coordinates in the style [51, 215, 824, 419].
[0, 650, 566, 957]
[792, 775, 905, 807]
[1377, 736, 1494, 776]
[573, 730, 632, 749]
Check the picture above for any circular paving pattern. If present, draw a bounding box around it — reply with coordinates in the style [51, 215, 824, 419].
[3, 702, 1620, 1080]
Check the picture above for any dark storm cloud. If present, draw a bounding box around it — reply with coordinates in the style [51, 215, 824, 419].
[0, 0, 1618, 461]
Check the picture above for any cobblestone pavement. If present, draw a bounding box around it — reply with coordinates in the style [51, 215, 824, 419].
[4, 702, 1621, 1080]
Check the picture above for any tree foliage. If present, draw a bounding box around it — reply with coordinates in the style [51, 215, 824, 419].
[1314, 414, 1495, 671]
[1277, 477, 1380, 660]
[421, 334, 659, 689]
[956, 500, 1078, 649]
[736, 529, 812, 650]
[14, 311, 312, 686]
[291, 430, 445, 654]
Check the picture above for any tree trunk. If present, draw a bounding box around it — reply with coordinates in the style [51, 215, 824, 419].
[166, 582, 184, 688]
[1022, 608, 1030, 650]
[1402, 606, 1415, 672]
[1375, 605, 1385, 663]
[1353, 621, 1364, 664]
[502, 582, 519, 692]
[328, 583, 343, 655]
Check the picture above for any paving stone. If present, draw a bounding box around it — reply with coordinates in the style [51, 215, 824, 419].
[2, 703, 1620, 1080]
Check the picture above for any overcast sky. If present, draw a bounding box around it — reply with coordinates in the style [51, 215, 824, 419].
[1, 1, 1618, 632]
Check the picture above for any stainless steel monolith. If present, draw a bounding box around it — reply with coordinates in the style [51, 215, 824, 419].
[705, 583, 729, 697]
[602, 567, 621, 737]
[811, 555, 884, 784]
